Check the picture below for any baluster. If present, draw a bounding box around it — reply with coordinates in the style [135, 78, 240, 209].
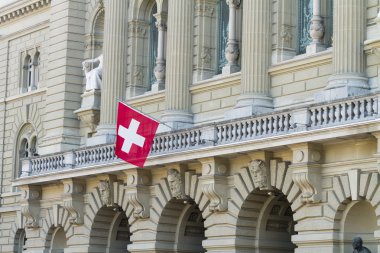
[373, 98, 378, 115]
[329, 105, 334, 123]
[284, 115, 289, 131]
[359, 100, 365, 119]
[322, 107, 328, 125]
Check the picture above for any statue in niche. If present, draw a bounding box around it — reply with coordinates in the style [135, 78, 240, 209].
[352, 237, 371, 253]
[249, 159, 269, 190]
[167, 169, 186, 199]
[82, 54, 103, 91]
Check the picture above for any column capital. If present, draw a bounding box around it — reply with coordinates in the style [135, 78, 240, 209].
[226, 0, 240, 8]
[154, 12, 168, 31]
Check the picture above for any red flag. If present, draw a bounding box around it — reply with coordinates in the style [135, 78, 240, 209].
[115, 101, 159, 167]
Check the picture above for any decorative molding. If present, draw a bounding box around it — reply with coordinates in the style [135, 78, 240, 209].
[199, 157, 228, 212]
[61, 179, 85, 225]
[124, 169, 151, 219]
[0, 0, 51, 25]
[19, 185, 41, 229]
[289, 143, 322, 204]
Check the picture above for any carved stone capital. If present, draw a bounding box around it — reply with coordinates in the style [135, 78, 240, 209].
[124, 169, 151, 219]
[226, 0, 241, 8]
[128, 20, 148, 38]
[199, 157, 229, 212]
[20, 185, 41, 229]
[153, 12, 168, 31]
[194, 1, 216, 17]
[289, 143, 323, 203]
[61, 179, 85, 225]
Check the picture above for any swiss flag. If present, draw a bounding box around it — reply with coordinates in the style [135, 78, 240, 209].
[115, 102, 159, 167]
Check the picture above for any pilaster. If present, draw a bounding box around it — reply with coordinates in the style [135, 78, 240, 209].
[226, 0, 273, 119]
[161, 0, 194, 129]
[94, 0, 129, 144]
[39, 0, 86, 154]
[61, 179, 86, 225]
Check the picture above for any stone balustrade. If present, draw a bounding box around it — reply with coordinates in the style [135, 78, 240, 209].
[20, 93, 380, 177]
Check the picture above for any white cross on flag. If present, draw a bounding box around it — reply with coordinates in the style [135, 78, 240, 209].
[115, 102, 159, 167]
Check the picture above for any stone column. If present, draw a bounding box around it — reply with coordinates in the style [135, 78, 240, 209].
[151, 12, 167, 92]
[93, 0, 128, 144]
[321, 0, 368, 101]
[306, 0, 326, 54]
[222, 0, 241, 74]
[226, 0, 272, 119]
[161, 0, 194, 129]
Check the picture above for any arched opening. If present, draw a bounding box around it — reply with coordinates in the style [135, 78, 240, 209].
[50, 227, 67, 253]
[237, 189, 296, 252]
[217, 0, 229, 74]
[341, 201, 378, 253]
[32, 52, 40, 89]
[157, 199, 206, 253]
[89, 206, 131, 253]
[15, 124, 38, 179]
[13, 229, 26, 253]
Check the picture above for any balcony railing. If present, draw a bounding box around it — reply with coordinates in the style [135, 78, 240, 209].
[20, 94, 379, 177]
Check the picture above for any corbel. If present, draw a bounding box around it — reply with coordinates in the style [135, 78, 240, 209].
[199, 157, 229, 212]
[20, 185, 41, 229]
[61, 179, 86, 225]
[124, 169, 151, 219]
[289, 143, 323, 204]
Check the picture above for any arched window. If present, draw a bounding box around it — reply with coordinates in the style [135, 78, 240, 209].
[33, 53, 40, 88]
[14, 229, 27, 253]
[217, 0, 229, 74]
[149, 3, 158, 86]
[15, 124, 38, 178]
[21, 50, 40, 93]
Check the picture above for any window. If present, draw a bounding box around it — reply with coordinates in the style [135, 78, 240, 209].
[15, 124, 38, 178]
[21, 50, 40, 93]
[149, 3, 158, 86]
[297, 0, 313, 55]
[217, 0, 229, 74]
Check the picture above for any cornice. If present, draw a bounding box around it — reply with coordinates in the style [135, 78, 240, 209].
[0, 0, 51, 25]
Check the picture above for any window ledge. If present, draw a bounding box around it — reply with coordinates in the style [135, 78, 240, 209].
[3, 87, 47, 104]
[191, 72, 241, 93]
[269, 49, 332, 76]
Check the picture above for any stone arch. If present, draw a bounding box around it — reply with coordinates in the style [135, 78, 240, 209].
[151, 170, 209, 252]
[328, 171, 380, 253]
[41, 206, 73, 244]
[85, 181, 133, 252]
[230, 159, 302, 251]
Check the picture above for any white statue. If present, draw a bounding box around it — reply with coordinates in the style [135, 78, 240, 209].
[82, 54, 103, 91]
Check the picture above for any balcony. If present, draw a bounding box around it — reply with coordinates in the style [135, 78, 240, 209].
[15, 93, 380, 185]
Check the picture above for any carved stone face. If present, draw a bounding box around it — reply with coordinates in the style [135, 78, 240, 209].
[99, 181, 111, 206]
[249, 160, 268, 189]
[167, 169, 183, 199]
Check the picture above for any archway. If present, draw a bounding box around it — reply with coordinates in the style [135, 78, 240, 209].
[89, 206, 131, 253]
[49, 227, 67, 253]
[156, 199, 206, 253]
[341, 201, 378, 253]
[13, 229, 26, 253]
[237, 189, 296, 253]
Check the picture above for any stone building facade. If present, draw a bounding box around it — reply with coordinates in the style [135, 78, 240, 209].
[0, 0, 380, 252]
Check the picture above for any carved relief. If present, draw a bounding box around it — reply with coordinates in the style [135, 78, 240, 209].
[133, 65, 144, 85]
[128, 20, 148, 38]
[281, 25, 293, 48]
[195, 3, 215, 17]
[167, 168, 187, 199]
[249, 159, 270, 190]
[99, 180, 113, 207]
[292, 169, 321, 203]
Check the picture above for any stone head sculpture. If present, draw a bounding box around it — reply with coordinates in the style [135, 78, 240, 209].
[249, 159, 269, 190]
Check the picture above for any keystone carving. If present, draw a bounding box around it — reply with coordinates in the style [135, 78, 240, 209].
[125, 169, 151, 219]
[249, 159, 272, 191]
[62, 179, 85, 225]
[167, 168, 187, 200]
[99, 180, 113, 207]
[20, 185, 41, 229]
[200, 157, 229, 212]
